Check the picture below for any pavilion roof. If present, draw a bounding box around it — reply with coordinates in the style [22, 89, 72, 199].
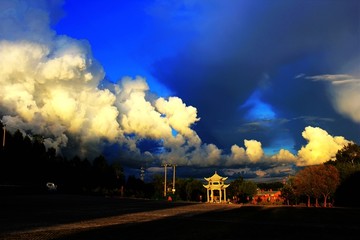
[204, 171, 228, 181]
[203, 183, 230, 189]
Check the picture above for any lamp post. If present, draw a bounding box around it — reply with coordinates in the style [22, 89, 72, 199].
[172, 165, 176, 194]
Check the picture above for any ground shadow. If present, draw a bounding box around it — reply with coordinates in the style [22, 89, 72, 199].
[52, 205, 360, 240]
[1, 195, 360, 240]
[0, 193, 197, 234]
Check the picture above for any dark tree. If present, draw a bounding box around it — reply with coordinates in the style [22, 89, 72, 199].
[335, 143, 360, 165]
[280, 176, 297, 205]
[257, 181, 284, 191]
[334, 171, 360, 207]
[327, 143, 360, 181]
[293, 164, 340, 207]
[228, 177, 257, 203]
[316, 164, 340, 207]
[325, 142, 360, 207]
[150, 174, 166, 199]
[185, 178, 205, 202]
[293, 166, 317, 207]
[227, 177, 244, 202]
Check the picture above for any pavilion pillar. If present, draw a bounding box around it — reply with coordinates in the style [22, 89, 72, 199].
[219, 189, 222, 203]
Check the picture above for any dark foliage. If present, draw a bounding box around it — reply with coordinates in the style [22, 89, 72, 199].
[0, 124, 125, 196]
[257, 181, 284, 191]
[334, 171, 360, 207]
[325, 142, 360, 207]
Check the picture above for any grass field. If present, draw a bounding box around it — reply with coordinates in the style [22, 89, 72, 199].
[0, 194, 359, 240]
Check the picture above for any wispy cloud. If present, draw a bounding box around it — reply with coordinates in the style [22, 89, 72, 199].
[306, 74, 359, 85]
[305, 74, 360, 123]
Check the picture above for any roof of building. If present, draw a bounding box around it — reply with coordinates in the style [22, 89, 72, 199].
[204, 171, 228, 182]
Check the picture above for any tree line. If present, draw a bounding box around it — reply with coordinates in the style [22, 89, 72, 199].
[1, 123, 359, 206]
[223, 143, 360, 208]
[0, 127, 124, 195]
[0, 125, 209, 200]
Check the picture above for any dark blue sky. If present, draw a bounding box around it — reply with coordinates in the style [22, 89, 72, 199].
[0, 0, 359, 182]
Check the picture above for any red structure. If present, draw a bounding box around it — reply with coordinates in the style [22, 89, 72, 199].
[251, 189, 284, 205]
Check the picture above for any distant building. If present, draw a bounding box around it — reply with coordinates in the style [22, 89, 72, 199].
[203, 171, 230, 203]
[251, 189, 283, 205]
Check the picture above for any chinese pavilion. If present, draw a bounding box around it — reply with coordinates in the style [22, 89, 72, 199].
[203, 171, 230, 203]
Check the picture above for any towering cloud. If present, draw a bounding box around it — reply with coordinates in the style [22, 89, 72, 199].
[297, 126, 351, 166]
[155, 96, 200, 144]
[0, 0, 206, 165]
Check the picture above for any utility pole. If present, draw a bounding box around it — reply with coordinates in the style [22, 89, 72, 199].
[1, 121, 5, 148]
[140, 166, 145, 181]
[162, 163, 169, 197]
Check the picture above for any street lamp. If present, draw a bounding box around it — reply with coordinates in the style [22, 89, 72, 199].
[172, 165, 176, 194]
